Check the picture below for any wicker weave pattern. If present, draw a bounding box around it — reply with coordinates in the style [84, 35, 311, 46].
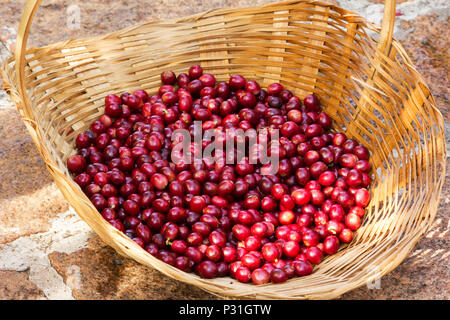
[1, 0, 446, 299]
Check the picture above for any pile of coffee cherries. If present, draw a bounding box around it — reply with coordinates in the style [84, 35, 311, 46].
[67, 65, 371, 284]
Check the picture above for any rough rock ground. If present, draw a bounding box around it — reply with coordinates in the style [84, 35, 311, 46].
[0, 0, 448, 299]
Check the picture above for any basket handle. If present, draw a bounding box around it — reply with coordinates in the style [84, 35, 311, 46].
[15, 0, 42, 114]
[14, 0, 397, 109]
[378, 0, 397, 55]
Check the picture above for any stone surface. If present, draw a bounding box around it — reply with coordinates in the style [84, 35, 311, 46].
[0, 95, 69, 244]
[0, 0, 448, 300]
[401, 14, 449, 121]
[0, 269, 46, 300]
[48, 237, 217, 300]
[0, 208, 94, 299]
[368, 0, 415, 3]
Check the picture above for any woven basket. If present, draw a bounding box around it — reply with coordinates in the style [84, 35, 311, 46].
[1, 0, 446, 299]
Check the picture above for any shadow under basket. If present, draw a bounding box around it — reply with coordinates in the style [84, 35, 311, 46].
[1, 0, 446, 299]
